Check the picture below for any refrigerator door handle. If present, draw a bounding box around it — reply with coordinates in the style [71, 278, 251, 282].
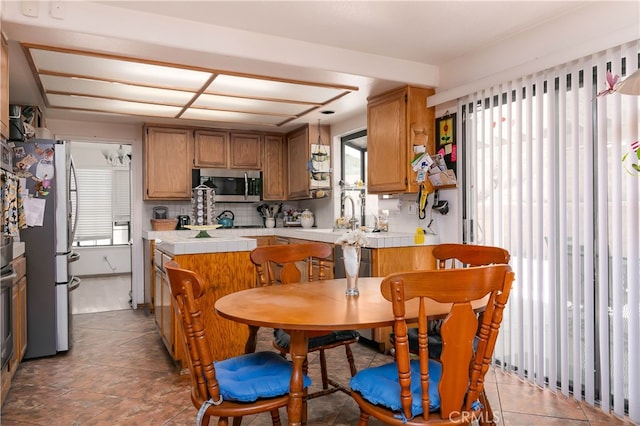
[68, 251, 80, 263]
[69, 276, 81, 292]
[69, 156, 79, 244]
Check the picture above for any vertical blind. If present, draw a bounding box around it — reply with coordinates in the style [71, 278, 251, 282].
[458, 40, 639, 421]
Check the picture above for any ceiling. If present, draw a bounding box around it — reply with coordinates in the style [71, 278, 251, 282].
[2, 1, 630, 133]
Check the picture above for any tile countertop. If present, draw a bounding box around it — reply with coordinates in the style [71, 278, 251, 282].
[145, 228, 439, 256]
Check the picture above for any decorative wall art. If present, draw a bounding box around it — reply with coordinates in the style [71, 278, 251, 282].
[436, 113, 457, 170]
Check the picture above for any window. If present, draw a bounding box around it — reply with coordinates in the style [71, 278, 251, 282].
[340, 130, 377, 227]
[459, 41, 639, 420]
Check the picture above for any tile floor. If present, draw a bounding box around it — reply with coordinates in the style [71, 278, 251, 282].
[1, 308, 635, 426]
[71, 275, 132, 315]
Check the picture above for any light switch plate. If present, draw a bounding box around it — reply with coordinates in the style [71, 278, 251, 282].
[50, 1, 65, 19]
[22, 1, 39, 17]
[408, 204, 416, 215]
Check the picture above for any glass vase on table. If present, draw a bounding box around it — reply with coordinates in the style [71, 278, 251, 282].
[343, 245, 361, 296]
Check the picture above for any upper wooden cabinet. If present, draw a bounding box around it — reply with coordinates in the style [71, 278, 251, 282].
[262, 134, 287, 200]
[194, 130, 228, 168]
[1, 35, 9, 140]
[194, 130, 261, 169]
[287, 124, 330, 200]
[229, 132, 262, 169]
[367, 85, 435, 194]
[144, 126, 194, 200]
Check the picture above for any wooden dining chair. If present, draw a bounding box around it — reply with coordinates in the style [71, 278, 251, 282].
[393, 243, 510, 425]
[351, 264, 515, 425]
[249, 242, 360, 400]
[164, 260, 311, 426]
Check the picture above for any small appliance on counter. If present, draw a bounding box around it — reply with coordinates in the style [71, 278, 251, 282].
[176, 215, 191, 230]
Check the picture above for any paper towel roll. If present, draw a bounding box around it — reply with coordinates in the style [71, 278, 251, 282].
[377, 198, 401, 211]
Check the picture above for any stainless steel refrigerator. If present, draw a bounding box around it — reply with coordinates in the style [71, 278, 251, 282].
[11, 139, 80, 359]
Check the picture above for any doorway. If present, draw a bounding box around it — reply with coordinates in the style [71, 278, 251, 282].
[68, 141, 132, 314]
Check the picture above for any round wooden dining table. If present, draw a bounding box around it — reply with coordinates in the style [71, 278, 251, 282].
[214, 277, 487, 426]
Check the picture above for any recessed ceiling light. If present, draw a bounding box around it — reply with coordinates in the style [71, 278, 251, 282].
[320, 110, 335, 114]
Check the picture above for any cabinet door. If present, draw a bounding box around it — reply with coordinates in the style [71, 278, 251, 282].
[11, 280, 19, 370]
[160, 269, 173, 354]
[367, 88, 408, 194]
[18, 277, 27, 361]
[0, 35, 9, 139]
[230, 132, 262, 169]
[287, 126, 310, 199]
[194, 130, 228, 168]
[262, 134, 286, 200]
[144, 127, 193, 200]
[154, 267, 163, 328]
[367, 86, 435, 194]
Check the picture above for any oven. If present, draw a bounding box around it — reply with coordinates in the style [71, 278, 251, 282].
[1, 265, 15, 370]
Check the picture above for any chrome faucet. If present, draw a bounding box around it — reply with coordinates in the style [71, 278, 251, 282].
[343, 195, 358, 230]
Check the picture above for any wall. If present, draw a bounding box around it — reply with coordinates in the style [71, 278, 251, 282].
[70, 245, 131, 277]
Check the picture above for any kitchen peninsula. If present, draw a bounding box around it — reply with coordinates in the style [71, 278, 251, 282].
[145, 228, 439, 359]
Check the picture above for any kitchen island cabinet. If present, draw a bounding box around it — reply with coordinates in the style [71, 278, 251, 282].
[151, 234, 258, 363]
[144, 228, 439, 354]
[367, 85, 435, 194]
[144, 126, 194, 200]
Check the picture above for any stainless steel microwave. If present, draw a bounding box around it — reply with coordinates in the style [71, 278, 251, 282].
[193, 169, 262, 202]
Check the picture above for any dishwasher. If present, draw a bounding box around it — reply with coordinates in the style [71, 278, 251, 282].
[333, 245, 379, 348]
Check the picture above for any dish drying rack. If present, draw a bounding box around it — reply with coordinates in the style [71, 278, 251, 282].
[191, 185, 216, 225]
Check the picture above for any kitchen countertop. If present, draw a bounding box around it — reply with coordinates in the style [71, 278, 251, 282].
[144, 227, 439, 256]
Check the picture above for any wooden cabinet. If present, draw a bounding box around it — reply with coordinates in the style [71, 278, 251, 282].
[144, 126, 194, 200]
[152, 248, 255, 362]
[370, 245, 436, 352]
[262, 134, 287, 200]
[194, 130, 228, 168]
[367, 85, 435, 194]
[2, 255, 27, 406]
[287, 124, 330, 200]
[1, 34, 9, 139]
[230, 132, 262, 169]
[194, 130, 262, 170]
[153, 249, 182, 363]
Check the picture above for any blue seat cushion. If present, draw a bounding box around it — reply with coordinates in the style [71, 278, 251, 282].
[350, 359, 442, 417]
[214, 351, 311, 402]
[273, 328, 359, 350]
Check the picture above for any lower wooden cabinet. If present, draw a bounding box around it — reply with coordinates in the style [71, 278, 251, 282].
[152, 249, 256, 363]
[370, 245, 436, 352]
[1, 255, 27, 406]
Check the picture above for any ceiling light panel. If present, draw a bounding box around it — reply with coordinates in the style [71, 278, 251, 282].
[47, 94, 182, 117]
[192, 93, 310, 116]
[208, 74, 351, 104]
[40, 75, 195, 105]
[181, 108, 288, 126]
[29, 48, 212, 90]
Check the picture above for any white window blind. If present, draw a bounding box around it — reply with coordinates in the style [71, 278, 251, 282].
[73, 169, 113, 241]
[112, 169, 131, 222]
[459, 41, 639, 421]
